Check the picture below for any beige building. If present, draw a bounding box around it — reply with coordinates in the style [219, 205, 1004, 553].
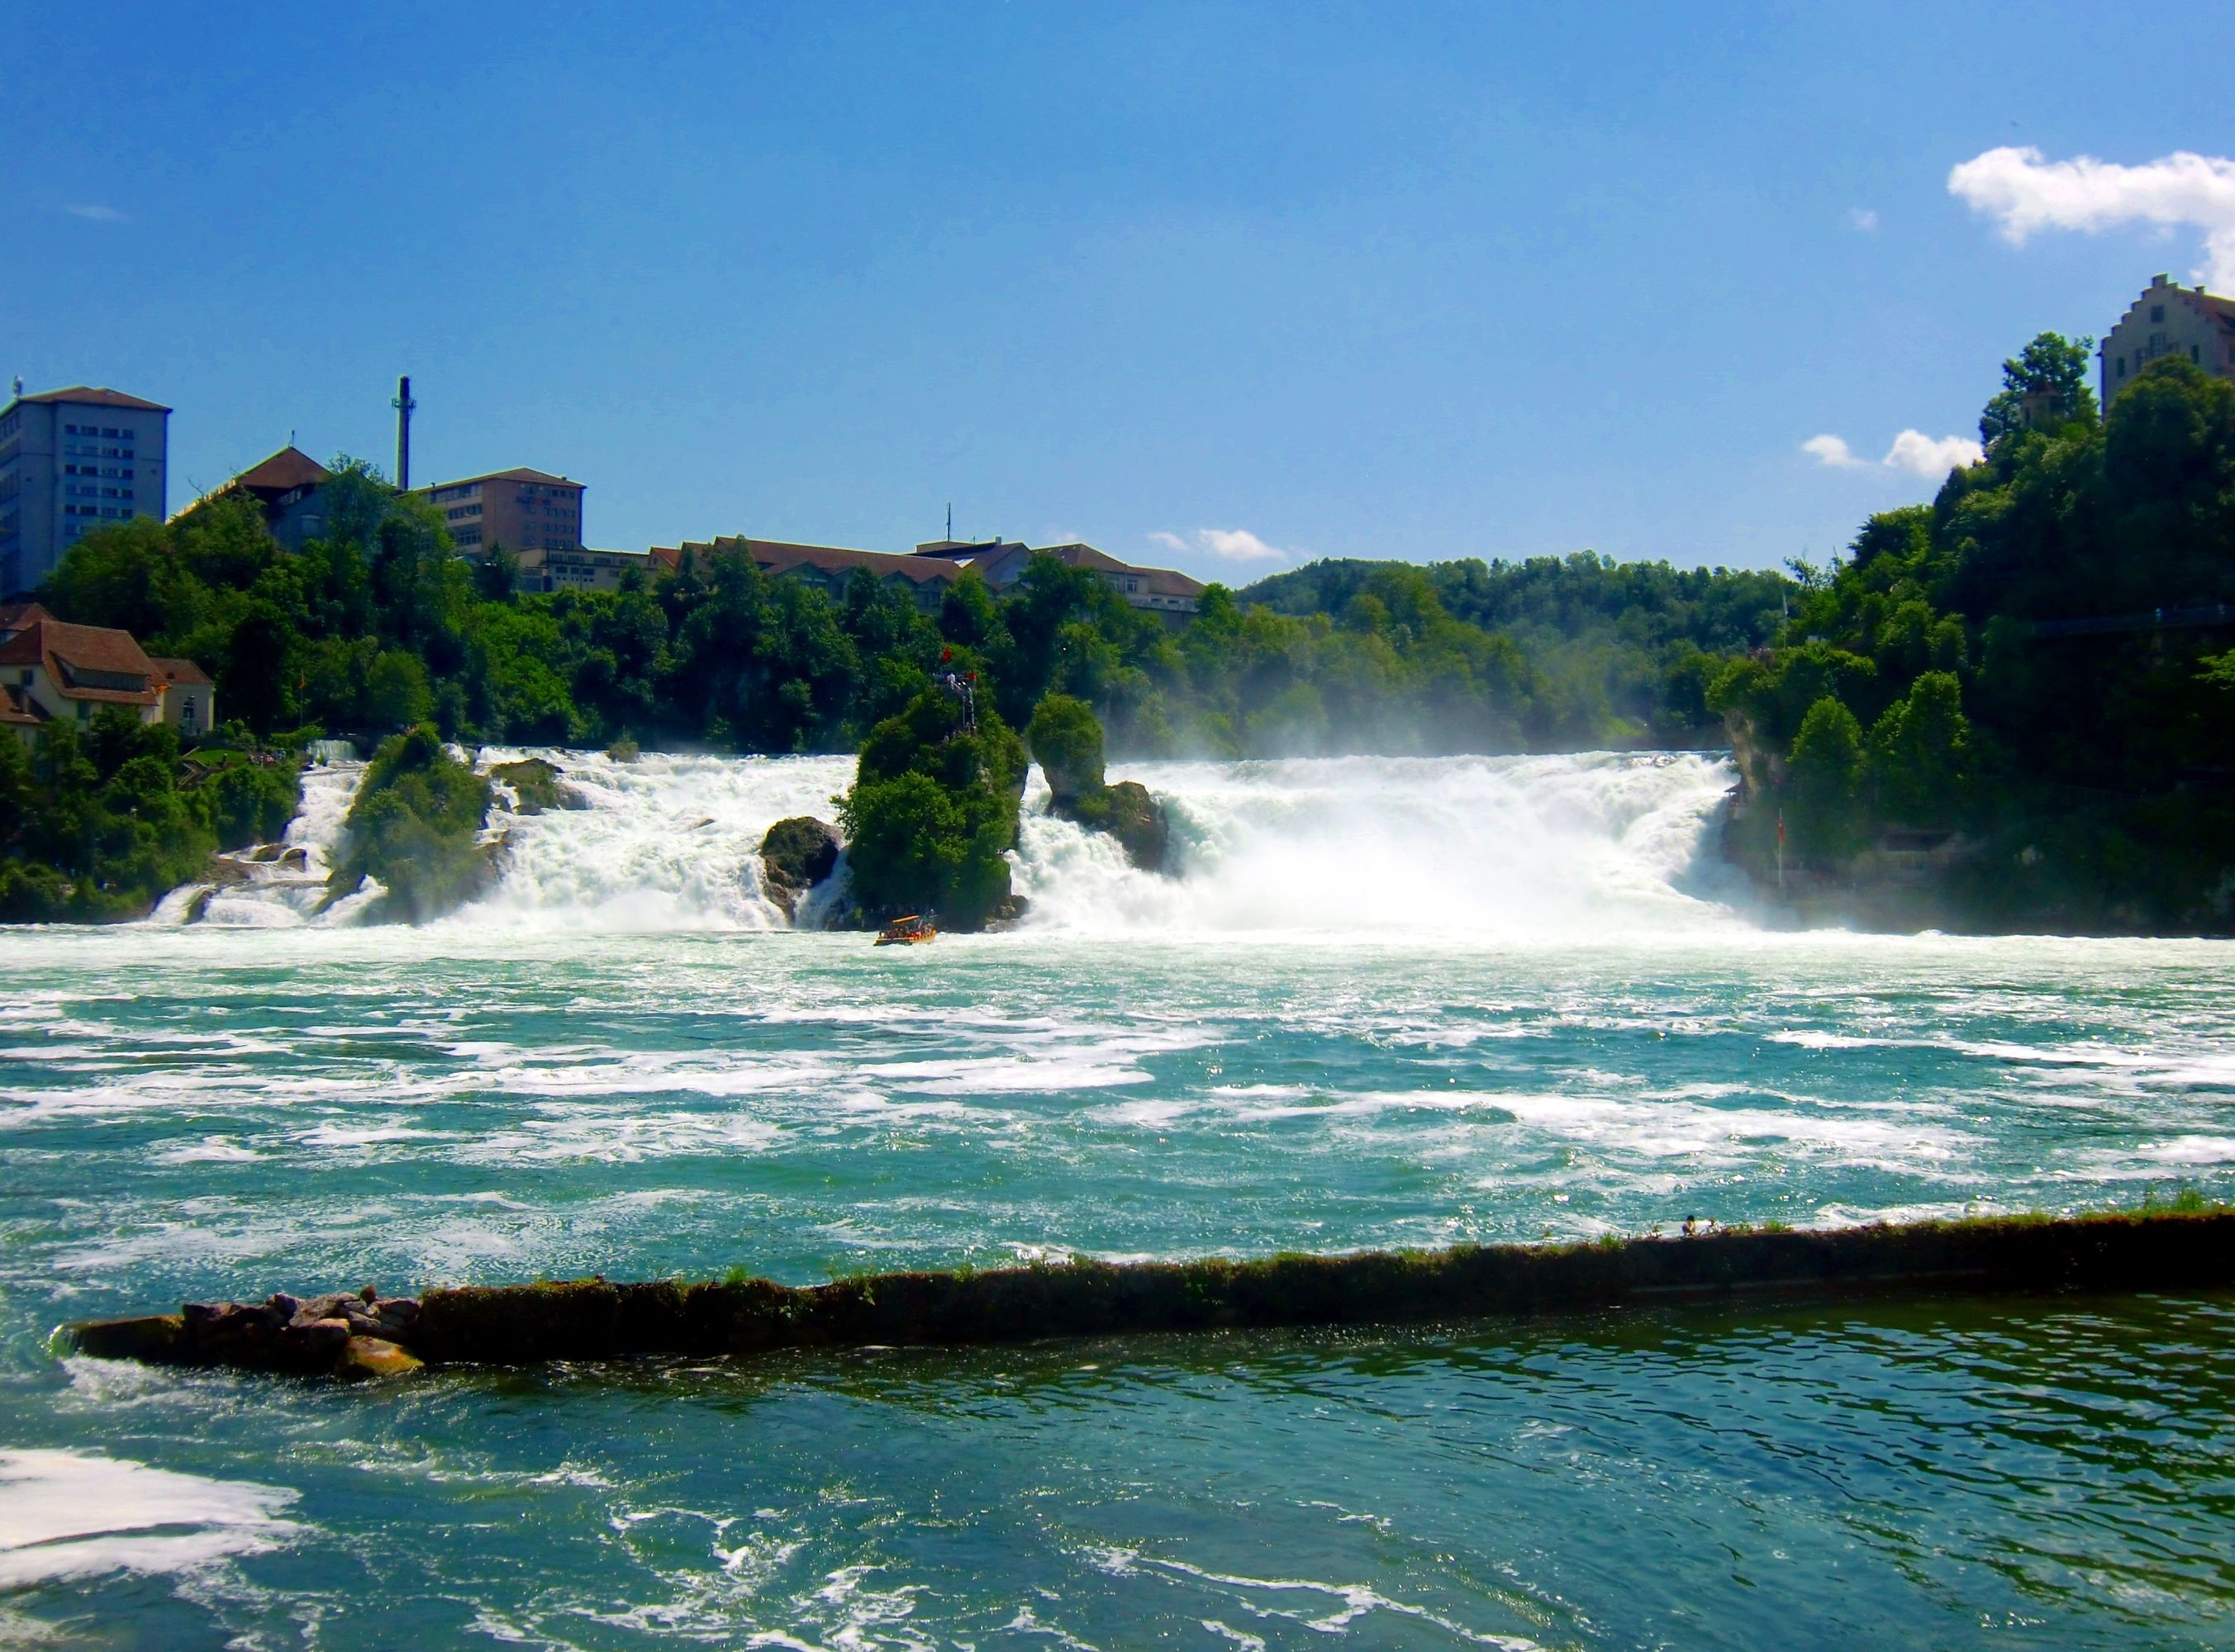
[424, 467, 585, 555]
[0, 603, 213, 743]
[2101, 273, 2235, 406]
[513, 544, 662, 594]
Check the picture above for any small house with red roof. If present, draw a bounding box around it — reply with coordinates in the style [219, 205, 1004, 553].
[0, 603, 214, 745]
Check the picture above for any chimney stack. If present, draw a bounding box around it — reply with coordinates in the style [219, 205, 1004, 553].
[392, 375, 416, 491]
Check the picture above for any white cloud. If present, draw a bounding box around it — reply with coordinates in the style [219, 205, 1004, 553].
[1847, 207, 1879, 232]
[1803, 434, 1866, 468]
[1948, 145, 2235, 290]
[1883, 429, 1984, 477]
[64, 203, 125, 222]
[1149, 528, 1289, 563]
[1804, 430, 1981, 480]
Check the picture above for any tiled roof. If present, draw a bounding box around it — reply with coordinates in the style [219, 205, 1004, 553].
[229, 446, 330, 496]
[0, 601, 55, 637]
[0, 615, 161, 705]
[1041, 543, 1132, 575]
[9, 386, 170, 412]
[429, 467, 580, 488]
[665, 536, 963, 586]
[150, 657, 213, 687]
[0, 684, 42, 728]
[1133, 565, 1208, 598]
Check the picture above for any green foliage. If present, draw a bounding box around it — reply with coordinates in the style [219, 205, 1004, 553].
[0, 714, 301, 921]
[1979, 331, 2099, 446]
[328, 724, 495, 923]
[36, 455, 1802, 771]
[839, 685, 1027, 928]
[1866, 672, 1971, 828]
[1025, 693, 1105, 807]
[1786, 698, 1866, 859]
[1719, 344, 2235, 928]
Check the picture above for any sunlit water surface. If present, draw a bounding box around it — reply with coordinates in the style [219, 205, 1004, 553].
[2, 751, 2233, 1645]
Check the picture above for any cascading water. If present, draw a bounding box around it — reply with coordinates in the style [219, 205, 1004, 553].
[159, 746, 1743, 933]
[1015, 751, 1748, 934]
[150, 755, 372, 928]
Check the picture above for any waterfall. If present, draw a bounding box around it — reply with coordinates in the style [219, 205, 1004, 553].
[153, 747, 1745, 934]
[151, 759, 370, 928]
[1013, 752, 1747, 935]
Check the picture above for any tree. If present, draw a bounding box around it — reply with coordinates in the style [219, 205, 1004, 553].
[1786, 696, 1866, 860]
[1980, 331, 2099, 446]
[1025, 694, 1104, 809]
[840, 683, 1026, 928]
[1866, 671, 1971, 828]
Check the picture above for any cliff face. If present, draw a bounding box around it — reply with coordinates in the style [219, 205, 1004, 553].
[1715, 710, 2235, 936]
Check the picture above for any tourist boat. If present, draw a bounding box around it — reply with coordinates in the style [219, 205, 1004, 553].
[874, 914, 937, 947]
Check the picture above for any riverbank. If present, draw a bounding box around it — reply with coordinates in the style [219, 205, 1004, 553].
[67, 1208, 2235, 1376]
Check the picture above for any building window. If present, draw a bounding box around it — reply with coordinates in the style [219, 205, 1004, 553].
[2114, 358, 2126, 379]
[2152, 305, 2166, 323]
[2193, 344, 2202, 363]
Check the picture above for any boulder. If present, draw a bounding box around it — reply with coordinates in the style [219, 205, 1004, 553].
[488, 757, 583, 816]
[67, 1315, 185, 1363]
[336, 1336, 423, 1380]
[1096, 781, 1169, 876]
[758, 816, 841, 920]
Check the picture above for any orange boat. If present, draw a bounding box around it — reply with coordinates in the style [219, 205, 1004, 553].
[873, 914, 937, 947]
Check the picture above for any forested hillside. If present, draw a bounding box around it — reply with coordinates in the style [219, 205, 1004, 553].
[1710, 336, 2235, 930]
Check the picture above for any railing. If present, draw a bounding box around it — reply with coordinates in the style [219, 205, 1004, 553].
[2027, 602, 2235, 638]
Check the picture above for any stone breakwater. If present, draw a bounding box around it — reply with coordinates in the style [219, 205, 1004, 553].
[62, 1210, 2235, 1379]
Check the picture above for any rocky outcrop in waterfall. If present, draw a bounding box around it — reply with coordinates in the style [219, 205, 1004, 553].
[1028, 695, 1169, 873]
[325, 726, 499, 923]
[837, 681, 1030, 930]
[489, 757, 587, 816]
[758, 815, 839, 920]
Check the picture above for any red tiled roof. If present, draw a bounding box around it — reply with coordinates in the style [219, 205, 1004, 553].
[429, 467, 580, 489]
[0, 601, 55, 636]
[0, 615, 161, 705]
[150, 657, 212, 687]
[669, 536, 963, 586]
[0, 685, 42, 728]
[10, 386, 170, 412]
[229, 446, 330, 496]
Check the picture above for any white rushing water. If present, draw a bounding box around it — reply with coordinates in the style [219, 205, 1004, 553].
[155, 748, 1747, 937]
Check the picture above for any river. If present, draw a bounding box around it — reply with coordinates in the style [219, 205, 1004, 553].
[2, 750, 2231, 1646]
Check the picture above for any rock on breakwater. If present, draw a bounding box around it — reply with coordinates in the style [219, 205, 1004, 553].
[61, 1210, 2235, 1379]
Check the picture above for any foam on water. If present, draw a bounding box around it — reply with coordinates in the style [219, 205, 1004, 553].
[0, 1450, 299, 1587]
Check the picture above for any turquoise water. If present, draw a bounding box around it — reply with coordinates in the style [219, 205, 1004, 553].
[3, 752, 2234, 1645]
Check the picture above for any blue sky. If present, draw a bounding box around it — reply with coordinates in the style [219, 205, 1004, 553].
[7, 4, 2229, 582]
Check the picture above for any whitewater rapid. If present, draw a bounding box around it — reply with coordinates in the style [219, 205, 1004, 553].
[156, 748, 1748, 936]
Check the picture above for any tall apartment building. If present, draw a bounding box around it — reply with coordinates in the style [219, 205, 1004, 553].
[2101, 273, 2235, 406]
[0, 387, 170, 594]
[422, 467, 584, 555]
